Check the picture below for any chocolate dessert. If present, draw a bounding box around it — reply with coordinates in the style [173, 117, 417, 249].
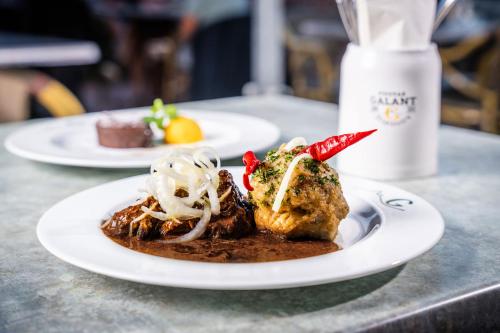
[96, 118, 153, 148]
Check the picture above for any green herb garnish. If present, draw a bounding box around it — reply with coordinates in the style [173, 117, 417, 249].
[326, 175, 340, 186]
[284, 151, 296, 162]
[254, 166, 280, 183]
[265, 183, 276, 196]
[144, 98, 178, 129]
[303, 158, 320, 174]
[143, 115, 164, 129]
[248, 192, 255, 204]
[265, 149, 279, 162]
[315, 174, 339, 186]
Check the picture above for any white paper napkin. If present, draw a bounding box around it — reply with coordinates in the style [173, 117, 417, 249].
[356, 0, 436, 50]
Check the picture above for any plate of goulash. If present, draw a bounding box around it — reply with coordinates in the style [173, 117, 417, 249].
[37, 131, 444, 290]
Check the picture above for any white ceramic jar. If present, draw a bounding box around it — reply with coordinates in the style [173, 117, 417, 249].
[337, 43, 441, 180]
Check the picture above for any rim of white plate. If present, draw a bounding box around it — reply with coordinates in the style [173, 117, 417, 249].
[5, 109, 281, 168]
[37, 167, 444, 290]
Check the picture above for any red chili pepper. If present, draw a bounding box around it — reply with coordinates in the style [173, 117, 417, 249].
[302, 129, 377, 161]
[242, 151, 260, 191]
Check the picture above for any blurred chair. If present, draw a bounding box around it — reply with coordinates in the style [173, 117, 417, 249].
[0, 71, 29, 122]
[0, 71, 85, 122]
[439, 29, 499, 134]
[143, 36, 188, 102]
[433, 0, 500, 133]
[285, 28, 338, 102]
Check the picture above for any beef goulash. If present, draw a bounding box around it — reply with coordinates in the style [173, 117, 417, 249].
[102, 169, 254, 240]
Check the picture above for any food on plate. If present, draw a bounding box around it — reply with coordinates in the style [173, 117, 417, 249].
[102, 130, 376, 263]
[96, 99, 203, 149]
[101, 146, 340, 262]
[96, 117, 153, 148]
[102, 148, 253, 242]
[107, 228, 340, 263]
[103, 170, 254, 240]
[165, 116, 204, 144]
[243, 130, 376, 241]
[246, 146, 349, 241]
[145, 98, 203, 144]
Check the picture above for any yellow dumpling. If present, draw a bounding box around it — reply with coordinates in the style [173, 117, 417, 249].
[249, 145, 349, 241]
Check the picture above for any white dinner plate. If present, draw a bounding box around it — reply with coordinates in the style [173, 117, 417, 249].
[5, 109, 280, 168]
[37, 167, 444, 290]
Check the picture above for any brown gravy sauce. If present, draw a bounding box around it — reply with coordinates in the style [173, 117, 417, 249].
[104, 231, 339, 263]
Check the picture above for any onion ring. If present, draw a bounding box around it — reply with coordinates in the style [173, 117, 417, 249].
[139, 147, 222, 242]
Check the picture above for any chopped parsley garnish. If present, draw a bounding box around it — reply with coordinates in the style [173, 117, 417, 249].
[315, 174, 339, 186]
[266, 148, 277, 156]
[260, 200, 271, 207]
[266, 149, 279, 162]
[328, 175, 340, 186]
[316, 175, 325, 185]
[265, 183, 276, 196]
[248, 192, 254, 202]
[284, 151, 296, 162]
[302, 158, 320, 174]
[254, 166, 280, 183]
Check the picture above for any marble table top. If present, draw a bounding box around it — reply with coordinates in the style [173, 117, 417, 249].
[1, 95, 499, 332]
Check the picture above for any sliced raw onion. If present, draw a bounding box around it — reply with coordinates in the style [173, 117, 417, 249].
[218, 187, 232, 202]
[272, 153, 311, 212]
[164, 204, 211, 243]
[284, 137, 308, 151]
[140, 206, 169, 221]
[140, 147, 221, 242]
[206, 183, 220, 215]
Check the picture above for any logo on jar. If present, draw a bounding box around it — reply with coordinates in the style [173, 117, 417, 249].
[370, 92, 416, 125]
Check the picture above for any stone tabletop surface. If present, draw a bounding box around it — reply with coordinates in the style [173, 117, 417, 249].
[1, 95, 499, 332]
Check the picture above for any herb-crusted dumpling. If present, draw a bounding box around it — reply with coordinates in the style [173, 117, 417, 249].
[249, 144, 349, 241]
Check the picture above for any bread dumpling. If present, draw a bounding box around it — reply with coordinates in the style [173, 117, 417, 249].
[249, 144, 349, 241]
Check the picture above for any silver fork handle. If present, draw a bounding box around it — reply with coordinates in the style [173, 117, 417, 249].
[336, 0, 358, 44]
[434, 0, 458, 32]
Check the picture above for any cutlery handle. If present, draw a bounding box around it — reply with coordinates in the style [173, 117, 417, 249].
[434, 0, 458, 32]
[336, 0, 358, 44]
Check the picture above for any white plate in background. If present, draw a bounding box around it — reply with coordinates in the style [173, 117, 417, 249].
[5, 109, 280, 168]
